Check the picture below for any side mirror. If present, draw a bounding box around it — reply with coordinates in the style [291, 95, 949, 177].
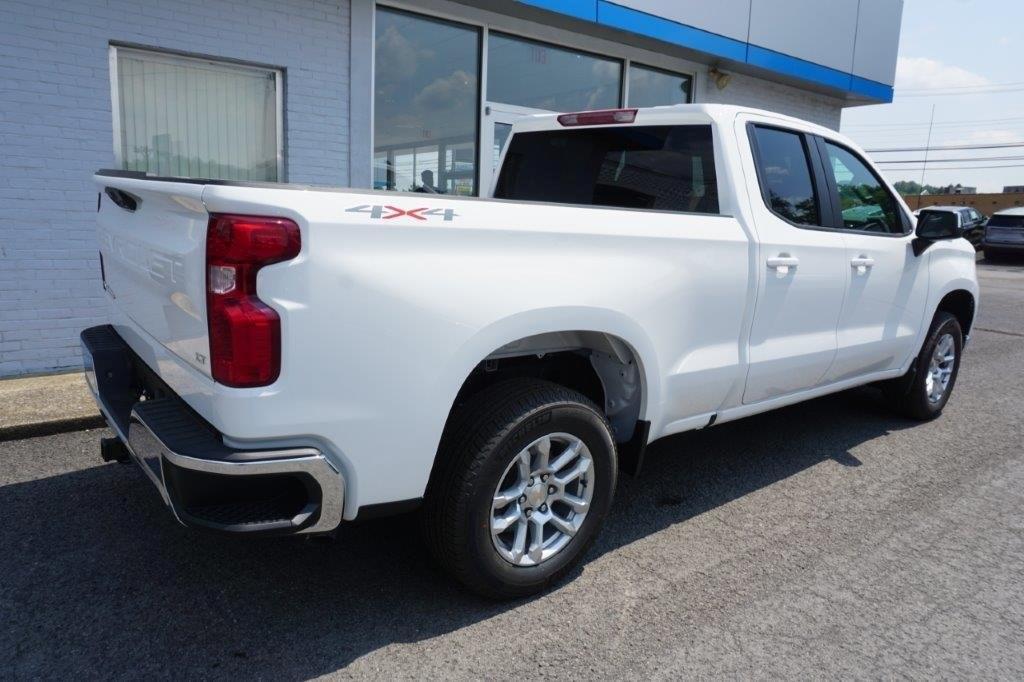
[912, 215, 960, 256]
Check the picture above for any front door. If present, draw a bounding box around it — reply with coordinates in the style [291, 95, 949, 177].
[480, 103, 550, 196]
[740, 120, 849, 404]
[816, 139, 929, 382]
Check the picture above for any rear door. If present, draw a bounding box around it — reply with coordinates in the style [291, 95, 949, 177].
[95, 173, 212, 376]
[739, 120, 848, 404]
[814, 139, 928, 382]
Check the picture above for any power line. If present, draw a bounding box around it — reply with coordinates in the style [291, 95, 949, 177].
[898, 80, 1024, 93]
[876, 155, 1024, 164]
[845, 124, 1024, 136]
[866, 141, 1024, 153]
[851, 131, 1024, 143]
[844, 116, 1024, 129]
[878, 163, 1024, 171]
[898, 88, 1024, 98]
[895, 82, 1024, 97]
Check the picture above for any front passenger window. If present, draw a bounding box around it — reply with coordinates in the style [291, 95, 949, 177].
[824, 142, 902, 234]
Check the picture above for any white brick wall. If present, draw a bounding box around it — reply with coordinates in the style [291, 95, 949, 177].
[0, 0, 350, 377]
[699, 70, 844, 130]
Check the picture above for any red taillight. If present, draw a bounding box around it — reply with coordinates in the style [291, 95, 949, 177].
[556, 108, 637, 127]
[206, 214, 300, 387]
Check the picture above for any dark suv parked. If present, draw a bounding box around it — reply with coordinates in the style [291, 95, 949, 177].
[917, 206, 985, 248]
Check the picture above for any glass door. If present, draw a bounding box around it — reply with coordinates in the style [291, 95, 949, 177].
[479, 103, 550, 196]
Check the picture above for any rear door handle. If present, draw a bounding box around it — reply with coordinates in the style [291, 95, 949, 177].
[850, 256, 875, 274]
[766, 255, 799, 275]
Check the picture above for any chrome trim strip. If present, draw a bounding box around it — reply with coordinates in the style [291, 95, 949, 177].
[125, 407, 344, 534]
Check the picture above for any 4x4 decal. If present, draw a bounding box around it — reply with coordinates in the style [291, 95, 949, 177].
[346, 204, 458, 222]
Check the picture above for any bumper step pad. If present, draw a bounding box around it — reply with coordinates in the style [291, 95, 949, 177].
[80, 325, 344, 535]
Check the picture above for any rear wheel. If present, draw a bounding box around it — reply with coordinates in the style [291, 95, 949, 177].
[424, 379, 617, 599]
[884, 311, 963, 420]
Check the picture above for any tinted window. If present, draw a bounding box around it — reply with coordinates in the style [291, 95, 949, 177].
[824, 142, 902, 234]
[494, 125, 718, 214]
[751, 127, 819, 225]
[988, 214, 1024, 228]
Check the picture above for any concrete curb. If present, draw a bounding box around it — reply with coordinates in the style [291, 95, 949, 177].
[0, 371, 104, 442]
[0, 415, 108, 443]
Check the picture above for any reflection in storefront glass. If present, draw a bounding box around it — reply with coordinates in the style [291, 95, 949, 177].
[487, 33, 621, 112]
[373, 8, 479, 195]
[492, 123, 513, 171]
[627, 64, 692, 108]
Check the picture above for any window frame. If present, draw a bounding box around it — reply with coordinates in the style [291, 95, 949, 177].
[626, 62, 694, 107]
[108, 44, 284, 181]
[813, 136, 912, 238]
[747, 123, 833, 231]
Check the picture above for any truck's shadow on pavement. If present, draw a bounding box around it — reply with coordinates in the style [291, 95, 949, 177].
[1, 388, 913, 679]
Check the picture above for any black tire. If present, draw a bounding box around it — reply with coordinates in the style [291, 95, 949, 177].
[883, 311, 963, 420]
[984, 248, 1002, 263]
[423, 379, 617, 599]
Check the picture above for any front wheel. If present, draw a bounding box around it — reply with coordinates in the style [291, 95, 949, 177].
[423, 379, 617, 599]
[884, 311, 963, 420]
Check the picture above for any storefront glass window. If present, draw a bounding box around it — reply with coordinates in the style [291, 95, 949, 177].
[487, 33, 621, 111]
[374, 8, 480, 195]
[627, 64, 692, 108]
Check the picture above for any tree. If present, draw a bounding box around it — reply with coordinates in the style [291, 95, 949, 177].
[893, 180, 948, 196]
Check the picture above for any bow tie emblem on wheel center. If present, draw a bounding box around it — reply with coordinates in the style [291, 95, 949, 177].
[526, 482, 548, 509]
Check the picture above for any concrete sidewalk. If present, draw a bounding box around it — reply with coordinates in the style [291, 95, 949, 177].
[0, 371, 104, 441]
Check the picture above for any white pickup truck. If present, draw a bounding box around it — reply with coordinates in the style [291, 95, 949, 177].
[84, 104, 978, 597]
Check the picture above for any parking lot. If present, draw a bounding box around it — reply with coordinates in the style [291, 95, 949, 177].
[2, 259, 1022, 679]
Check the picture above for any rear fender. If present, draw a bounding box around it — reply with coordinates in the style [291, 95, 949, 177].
[438, 306, 661, 435]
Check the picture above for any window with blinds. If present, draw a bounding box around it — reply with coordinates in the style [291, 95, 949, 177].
[113, 48, 281, 181]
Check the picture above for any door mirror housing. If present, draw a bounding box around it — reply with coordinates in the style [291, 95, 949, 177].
[913, 211, 961, 256]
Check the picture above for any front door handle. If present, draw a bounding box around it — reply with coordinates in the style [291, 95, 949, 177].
[851, 256, 875, 275]
[766, 255, 799, 275]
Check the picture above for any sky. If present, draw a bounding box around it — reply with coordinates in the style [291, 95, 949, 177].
[839, 0, 1024, 193]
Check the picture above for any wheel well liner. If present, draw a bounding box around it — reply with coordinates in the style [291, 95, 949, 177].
[936, 289, 975, 336]
[446, 331, 645, 445]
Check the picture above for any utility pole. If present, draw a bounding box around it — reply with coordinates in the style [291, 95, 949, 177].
[918, 104, 936, 208]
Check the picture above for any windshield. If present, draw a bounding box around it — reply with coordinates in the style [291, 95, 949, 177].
[987, 214, 1024, 228]
[493, 125, 719, 214]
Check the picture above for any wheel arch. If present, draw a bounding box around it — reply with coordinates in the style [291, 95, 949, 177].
[426, 308, 661, 493]
[935, 288, 976, 338]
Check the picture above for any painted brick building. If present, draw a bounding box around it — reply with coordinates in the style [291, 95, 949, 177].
[0, 0, 903, 376]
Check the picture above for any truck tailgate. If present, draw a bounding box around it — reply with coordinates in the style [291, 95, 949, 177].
[95, 174, 211, 377]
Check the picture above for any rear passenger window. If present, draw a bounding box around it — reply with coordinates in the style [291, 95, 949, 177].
[494, 125, 719, 214]
[751, 126, 820, 226]
[824, 142, 903, 234]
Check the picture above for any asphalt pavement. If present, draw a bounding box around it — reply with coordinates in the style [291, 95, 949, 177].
[2, 259, 1023, 679]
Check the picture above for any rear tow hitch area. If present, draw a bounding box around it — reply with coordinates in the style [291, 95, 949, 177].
[100, 436, 131, 464]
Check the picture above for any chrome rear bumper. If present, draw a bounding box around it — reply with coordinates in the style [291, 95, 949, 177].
[81, 325, 343, 535]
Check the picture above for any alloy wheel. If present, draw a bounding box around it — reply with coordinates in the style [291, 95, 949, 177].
[490, 433, 594, 567]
